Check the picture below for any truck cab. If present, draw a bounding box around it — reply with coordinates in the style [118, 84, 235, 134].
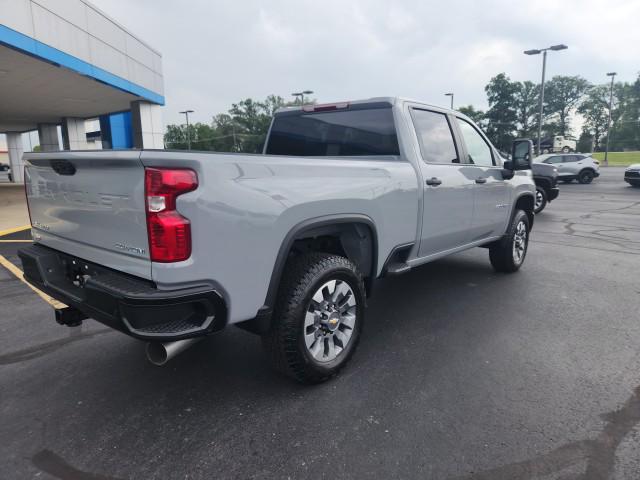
[540, 135, 577, 154]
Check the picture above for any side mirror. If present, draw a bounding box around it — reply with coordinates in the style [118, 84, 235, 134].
[501, 160, 515, 180]
[511, 138, 533, 170]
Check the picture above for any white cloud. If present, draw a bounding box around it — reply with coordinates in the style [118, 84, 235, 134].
[95, 0, 640, 131]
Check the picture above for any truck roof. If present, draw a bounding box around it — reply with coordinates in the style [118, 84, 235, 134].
[274, 97, 462, 117]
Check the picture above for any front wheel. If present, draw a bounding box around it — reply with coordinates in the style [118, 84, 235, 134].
[489, 210, 530, 273]
[262, 253, 365, 384]
[534, 186, 548, 214]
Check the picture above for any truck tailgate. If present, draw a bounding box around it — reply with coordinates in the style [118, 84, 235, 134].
[24, 151, 152, 279]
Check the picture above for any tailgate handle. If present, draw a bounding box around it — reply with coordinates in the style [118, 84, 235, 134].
[50, 159, 76, 176]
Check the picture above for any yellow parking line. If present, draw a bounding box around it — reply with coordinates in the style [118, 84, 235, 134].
[0, 225, 31, 237]
[0, 254, 66, 309]
[0, 240, 33, 243]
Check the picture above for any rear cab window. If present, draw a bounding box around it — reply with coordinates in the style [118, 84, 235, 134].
[265, 103, 399, 156]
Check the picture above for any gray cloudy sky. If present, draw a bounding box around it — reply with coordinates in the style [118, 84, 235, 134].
[97, 0, 639, 128]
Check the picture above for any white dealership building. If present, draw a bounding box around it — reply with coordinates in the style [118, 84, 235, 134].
[0, 0, 165, 182]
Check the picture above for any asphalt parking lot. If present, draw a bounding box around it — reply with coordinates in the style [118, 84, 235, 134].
[1, 167, 639, 479]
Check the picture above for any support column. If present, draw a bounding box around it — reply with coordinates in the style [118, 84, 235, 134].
[131, 101, 164, 149]
[6, 132, 25, 183]
[62, 118, 89, 150]
[37, 123, 60, 151]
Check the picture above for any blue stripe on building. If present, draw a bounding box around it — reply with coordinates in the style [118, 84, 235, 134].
[0, 24, 164, 105]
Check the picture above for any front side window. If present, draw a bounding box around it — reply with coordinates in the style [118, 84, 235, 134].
[456, 119, 494, 167]
[410, 109, 458, 164]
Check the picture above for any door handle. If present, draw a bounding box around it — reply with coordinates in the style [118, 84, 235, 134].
[475, 177, 487, 184]
[426, 177, 442, 186]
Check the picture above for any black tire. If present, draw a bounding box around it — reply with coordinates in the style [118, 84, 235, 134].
[262, 253, 365, 384]
[562, 146, 571, 153]
[534, 186, 548, 214]
[489, 210, 530, 273]
[578, 170, 595, 184]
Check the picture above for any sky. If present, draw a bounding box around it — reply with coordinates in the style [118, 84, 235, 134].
[91, 0, 639, 129]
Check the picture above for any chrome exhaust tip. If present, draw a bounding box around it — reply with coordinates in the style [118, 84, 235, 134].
[146, 338, 202, 366]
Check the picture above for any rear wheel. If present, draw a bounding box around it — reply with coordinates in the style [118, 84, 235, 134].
[578, 170, 595, 184]
[262, 253, 365, 384]
[489, 210, 530, 273]
[562, 146, 571, 153]
[534, 186, 547, 214]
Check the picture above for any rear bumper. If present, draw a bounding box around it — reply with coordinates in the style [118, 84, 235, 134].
[18, 244, 227, 341]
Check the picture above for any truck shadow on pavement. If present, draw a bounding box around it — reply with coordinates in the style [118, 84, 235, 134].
[449, 385, 640, 480]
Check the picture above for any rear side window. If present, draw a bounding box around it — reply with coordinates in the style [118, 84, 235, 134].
[545, 156, 563, 164]
[410, 109, 459, 164]
[266, 106, 399, 156]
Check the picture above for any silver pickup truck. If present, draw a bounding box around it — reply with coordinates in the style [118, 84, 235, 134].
[19, 97, 535, 383]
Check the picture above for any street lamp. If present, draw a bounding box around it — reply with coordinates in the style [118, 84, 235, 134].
[179, 110, 194, 150]
[524, 44, 568, 155]
[604, 72, 617, 167]
[444, 92, 454, 109]
[292, 90, 314, 106]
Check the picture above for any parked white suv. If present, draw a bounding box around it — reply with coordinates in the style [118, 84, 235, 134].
[534, 153, 600, 184]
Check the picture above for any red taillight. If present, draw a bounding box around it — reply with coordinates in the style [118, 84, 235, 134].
[144, 168, 197, 262]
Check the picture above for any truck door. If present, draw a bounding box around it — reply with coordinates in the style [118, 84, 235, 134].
[454, 117, 510, 241]
[409, 108, 474, 258]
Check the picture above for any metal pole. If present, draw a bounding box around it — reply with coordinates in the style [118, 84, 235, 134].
[451, 94, 454, 109]
[536, 50, 547, 156]
[185, 111, 191, 151]
[604, 73, 616, 167]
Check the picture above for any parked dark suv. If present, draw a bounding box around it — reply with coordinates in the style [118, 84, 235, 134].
[532, 162, 560, 213]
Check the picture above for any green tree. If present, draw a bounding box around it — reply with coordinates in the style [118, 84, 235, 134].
[543, 75, 590, 136]
[578, 85, 611, 151]
[484, 73, 519, 151]
[458, 105, 486, 128]
[608, 74, 640, 151]
[514, 80, 539, 137]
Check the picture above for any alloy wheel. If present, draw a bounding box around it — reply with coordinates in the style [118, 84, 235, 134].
[512, 220, 528, 265]
[303, 279, 357, 363]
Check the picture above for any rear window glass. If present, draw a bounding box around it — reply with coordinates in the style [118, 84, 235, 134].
[266, 107, 399, 156]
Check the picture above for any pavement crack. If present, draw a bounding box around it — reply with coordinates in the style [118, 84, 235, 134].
[31, 449, 125, 480]
[0, 329, 112, 366]
[449, 386, 640, 480]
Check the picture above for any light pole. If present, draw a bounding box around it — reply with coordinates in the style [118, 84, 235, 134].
[292, 90, 314, 106]
[179, 110, 194, 150]
[604, 72, 617, 167]
[524, 44, 568, 155]
[444, 92, 454, 109]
